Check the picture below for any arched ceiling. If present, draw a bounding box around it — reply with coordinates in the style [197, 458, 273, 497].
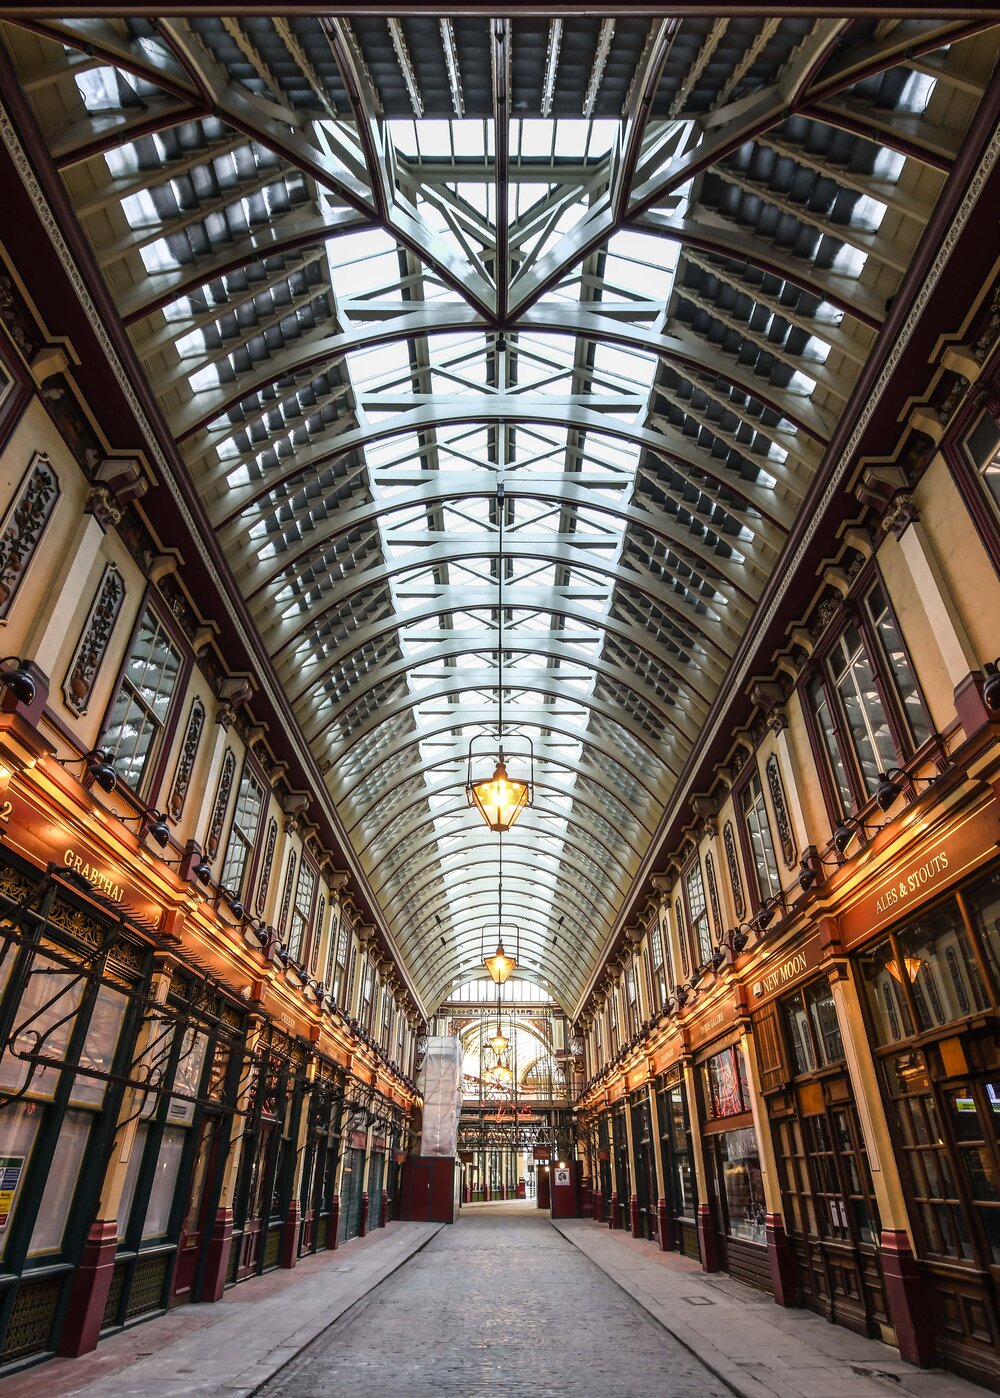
[3, 12, 997, 1014]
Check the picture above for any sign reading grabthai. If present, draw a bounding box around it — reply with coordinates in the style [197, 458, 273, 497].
[838, 802, 999, 948]
[751, 933, 822, 1002]
[62, 847, 124, 902]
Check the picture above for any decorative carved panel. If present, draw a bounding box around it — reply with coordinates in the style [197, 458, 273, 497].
[205, 747, 235, 860]
[278, 851, 296, 936]
[724, 820, 746, 921]
[704, 850, 723, 938]
[0, 453, 59, 620]
[167, 697, 206, 822]
[62, 563, 125, 715]
[766, 753, 796, 869]
[256, 816, 278, 917]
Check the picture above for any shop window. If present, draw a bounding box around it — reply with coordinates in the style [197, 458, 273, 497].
[684, 859, 712, 967]
[27, 1110, 91, 1257]
[859, 900, 991, 1046]
[219, 765, 265, 898]
[0, 954, 85, 1101]
[739, 769, 781, 905]
[960, 866, 1000, 996]
[102, 605, 184, 793]
[713, 1127, 766, 1245]
[962, 407, 1000, 542]
[142, 1126, 186, 1238]
[781, 980, 844, 1075]
[806, 581, 931, 818]
[703, 1045, 751, 1120]
[286, 859, 316, 963]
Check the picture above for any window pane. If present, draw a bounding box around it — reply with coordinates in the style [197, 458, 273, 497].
[960, 869, 1000, 997]
[716, 1127, 765, 1243]
[741, 774, 780, 901]
[808, 676, 854, 814]
[967, 411, 1000, 519]
[142, 1125, 186, 1238]
[72, 985, 127, 1108]
[104, 610, 182, 790]
[0, 955, 84, 1100]
[27, 1110, 91, 1256]
[857, 938, 914, 1044]
[782, 993, 815, 1073]
[896, 902, 990, 1031]
[220, 769, 264, 894]
[831, 623, 897, 793]
[805, 981, 844, 1065]
[866, 583, 931, 747]
[0, 1107, 42, 1259]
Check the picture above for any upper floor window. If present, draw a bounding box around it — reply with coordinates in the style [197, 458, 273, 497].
[326, 907, 350, 1001]
[684, 860, 712, 967]
[286, 859, 317, 961]
[740, 770, 780, 905]
[649, 915, 669, 1010]
[807, 580, 931, 817]
[964, 407, 1000, 526]
[103, 606, 183, 792]
[219, 765, 265, 897]
[624, 958, 639, 1033]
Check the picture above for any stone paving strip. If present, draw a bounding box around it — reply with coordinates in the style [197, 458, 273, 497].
[552, 1218, 986, 1398]
[260, 1203, 732, 1398]
[0, 1223, 442, 1398]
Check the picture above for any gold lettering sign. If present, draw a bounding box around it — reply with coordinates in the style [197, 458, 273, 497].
[872, 848, 950, 918]
[63, 848, 124, 902]
[752, 933, 822, 1001]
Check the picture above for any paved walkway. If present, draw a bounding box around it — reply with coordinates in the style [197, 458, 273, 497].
[1, 1206, 994, 1398]
[0, 1223, 441, 1398]
[553, 1216, 988, 1398]
[261, 1201, 730, 1398]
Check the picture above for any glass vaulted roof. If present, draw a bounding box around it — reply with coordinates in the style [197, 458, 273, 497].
[7, 12, 997, 1013]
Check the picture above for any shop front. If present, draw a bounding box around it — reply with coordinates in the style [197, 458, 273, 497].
[852, 858, 1000, 1389]
[695, 1031, 771, 1293]
[628, 1088, 656, 1242]
[610, 1102, 630, 1230]
[654, 1064, 699, 1259]
[298, 1059, 345, 1255]
[227, 1026, 307, 1283]
[751, 935, 887, 1337]
[0, 853, 247, 1371]
[339, 1134, 367, 1243]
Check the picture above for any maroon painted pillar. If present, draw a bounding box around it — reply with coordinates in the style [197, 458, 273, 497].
[278, 1200, 301, 1268]
[880, 1229, 937, 1367]
[593, 1189, 604, 1223]
[57, 1220, 118, 1356]
[326, 1196, 341, 1249]
[630, 1193, 641, 1238]
[609, 1192, 620, 1229]
[464, 1179, 472, 1203]
[656, 1198, 673, 1252]
[697, 1203, 720, 1272]
[200, 1207, 234, 1301]
[765, 1212, 798, 1307]
[380, 1193, 389, 1229]
[485, 1179, 491, 1202]
[359, 1191, 370, 1238]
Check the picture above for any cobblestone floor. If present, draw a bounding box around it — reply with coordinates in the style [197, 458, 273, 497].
[260, 1203, 730, 1398]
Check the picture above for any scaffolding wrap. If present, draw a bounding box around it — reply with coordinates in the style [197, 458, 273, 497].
[418, 1036, 463, 1157]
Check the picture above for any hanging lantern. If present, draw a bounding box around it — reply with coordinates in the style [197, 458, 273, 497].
[466, 752, 531, 833]
[483, 940, 516, 984]
[489, 1024, 508, 1055]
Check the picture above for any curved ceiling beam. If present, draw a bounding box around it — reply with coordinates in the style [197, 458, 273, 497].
[295, 634, 707, 741]
[281, 587, 728, 726]
[266, 546, 740, 672]
[340, 738, 663, 836]
[242, 478, 758, 608]
[324, 702, 665, 802]
[314, 670, 689, 777]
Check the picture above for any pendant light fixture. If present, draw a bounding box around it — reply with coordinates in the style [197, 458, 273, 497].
[466, 483, 533, 833]
[482, 826, 517, 984]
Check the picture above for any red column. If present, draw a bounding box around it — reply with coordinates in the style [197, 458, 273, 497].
[765, 1212, 798, 1307]
[656, 1198, 673, 1252]
[380, 1193, 389, 1229]
[593, 1189, 605, 1223]
[697, 1202, 720, 1271]
[630, 1193, 641, 1238]
[880, 1229, 937, 1367]
[57, 1220, 118, 1357]
[326, 1196, 341, 1249]
[359, 1191, 370, 1238]
[200, 1207, 234, 1301]
[609, 1192, 620, 1229]
[278, 1200, 301, 1268]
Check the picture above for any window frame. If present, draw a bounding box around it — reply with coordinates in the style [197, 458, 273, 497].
[218, 755, 267, 901]
[99, 593, 190, 799]
[286, 855, 318, 963]
[682, 855, 712, 969]
[734, 762, 782, 909]
[951, 398, 1000, 578]
[802, 569, 933, 822]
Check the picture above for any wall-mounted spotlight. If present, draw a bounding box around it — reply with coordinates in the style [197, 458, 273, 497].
[983, 659, 1000, 711]
[243, 920, 270, 951]
[58, 748, 118, 793]
[0, 656, 36, 706]
[193, 859, 213, 885]
[755, 894, 785, 934]
[218, 887, 245, 920]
